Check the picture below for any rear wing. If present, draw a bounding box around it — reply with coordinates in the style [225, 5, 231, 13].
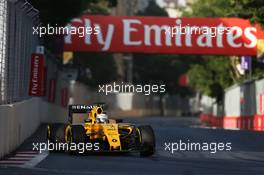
[68, 103, 106, 123]
[68, 105, 93, 123]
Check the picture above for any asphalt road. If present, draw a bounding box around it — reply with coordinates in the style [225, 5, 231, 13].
[1, 117, 264, 175]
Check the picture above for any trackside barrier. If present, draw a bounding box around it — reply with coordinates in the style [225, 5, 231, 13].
[200, 95, 215, 114]
[223, 116, 253, 130]
[223, 81, 255, 130]
[0, 0, 43, 159]
[254, 78, 264, 131]
[211, 103, 223, 127]
[0, 98, 67, 158]
[199, 113, 212, 124]
[199, 104, 223, 128]
[0, 98, 40, 158]
[253, 115, 264, 131]
[200, 79, 264, 131]
[199, 95, 217, 126]
[222, 84, 242, 129]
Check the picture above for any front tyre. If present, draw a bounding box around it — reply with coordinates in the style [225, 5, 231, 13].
[69, 125, 86, 154]
[137, 125, 155, 157]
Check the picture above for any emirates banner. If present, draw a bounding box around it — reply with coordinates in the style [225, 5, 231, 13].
[64, 15, 264, 55]
[61, 88, 68, 107]
[48, 79, 56, 102]
[29, 53, 45, 96]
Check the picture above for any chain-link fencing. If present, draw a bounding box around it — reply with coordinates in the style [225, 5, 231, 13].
[0, 0, 40, 104]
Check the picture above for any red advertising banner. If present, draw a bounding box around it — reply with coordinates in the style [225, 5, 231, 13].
[259, 93, 264, 114]
[48, 79, 56, 102]
[29, 53, 45, 96]
[42, 67, 47, 96]
[64, 15, 264, 55]
[61, 88, 68, 107]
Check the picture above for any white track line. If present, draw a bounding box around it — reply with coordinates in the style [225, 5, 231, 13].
[0, 150, 48, 167]
[13, 155, 35, 158]
[22, 150, 49, 168]
[0, 160, 26, 164]
[15, 154, 37, 157]
[8, 157, 31, 160]
[16, 151, 39, 154]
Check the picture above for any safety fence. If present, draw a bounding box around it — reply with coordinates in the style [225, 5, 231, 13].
[0, 0, 40, 105]
[200, 79, 264, 131]
[0, 0, 64, 105]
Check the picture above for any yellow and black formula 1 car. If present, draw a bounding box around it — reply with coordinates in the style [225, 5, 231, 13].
[47, 103, 155, 156]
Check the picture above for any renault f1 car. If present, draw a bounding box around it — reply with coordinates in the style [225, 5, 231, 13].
[47, 103, 155, 156]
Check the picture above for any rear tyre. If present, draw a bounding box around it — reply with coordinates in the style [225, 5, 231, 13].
[137, 125, 155, 157]
[47, 123, 66, 143]
[47, 123, 66, 152]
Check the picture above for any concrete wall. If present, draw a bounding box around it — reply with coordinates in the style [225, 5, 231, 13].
[224, 85, 241, 116]
[200, 79, 264, 131]
[224, 81, 256, 117]
[255, 78, 264, 115]
[39, 100, 67, 123]
[0, 98, 40, 158]
[213, 103, 223, 117]
[0, 98, 67, 158]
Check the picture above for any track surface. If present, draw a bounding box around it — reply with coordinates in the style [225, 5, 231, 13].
[0, 117, 264, 175]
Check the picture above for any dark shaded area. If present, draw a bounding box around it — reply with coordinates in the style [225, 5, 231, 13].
[73, 52, 117, 88]
[28, 0, 117, 26]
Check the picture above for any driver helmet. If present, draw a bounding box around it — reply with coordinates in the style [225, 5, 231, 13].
[96, 113, 109, 123]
